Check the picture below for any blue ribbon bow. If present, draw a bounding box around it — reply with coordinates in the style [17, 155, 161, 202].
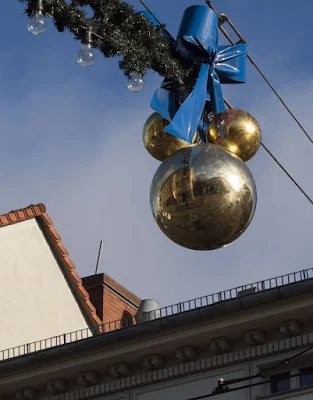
[146, 5, 247, 143]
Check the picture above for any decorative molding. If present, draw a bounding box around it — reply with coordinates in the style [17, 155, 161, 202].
[244, 329, 266, 345]
[143, 354, 164, 370]
[280, 320, 301, 337]
[46, 379, 68, 394]
[77, 371, 99, 386]
[16, 387, 35, 400]
[209, 337, 232, 353]
[110, 362, 131, 378]
[38, 332, 313, 400]
[176, 346, 197, 361]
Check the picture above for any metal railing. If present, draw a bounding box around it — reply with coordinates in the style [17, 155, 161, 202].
[1, 268, 312, 362]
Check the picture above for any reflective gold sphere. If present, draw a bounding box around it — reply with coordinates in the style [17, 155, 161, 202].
[143, 112, 198, 162]
[207, 109, 261, 162]
[150, 143, 257, 250]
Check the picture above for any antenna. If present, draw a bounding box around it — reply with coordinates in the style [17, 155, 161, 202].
[94, 240, 103, 275]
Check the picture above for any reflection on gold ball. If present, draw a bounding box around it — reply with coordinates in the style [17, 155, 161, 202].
[207, 109, 261, 162]
[143, 112, 198, 162]
[150, 144, 257, 250]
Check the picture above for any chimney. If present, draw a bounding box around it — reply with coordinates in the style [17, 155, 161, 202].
[135, 299, 161, 323]
[82, 273, 141, 330]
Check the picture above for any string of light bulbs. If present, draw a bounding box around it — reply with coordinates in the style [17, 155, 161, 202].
[25, 0, 313, 115]
[26, 1, 96, 67]
[25, 0, 147, 91]
[22, 0, 193, 90]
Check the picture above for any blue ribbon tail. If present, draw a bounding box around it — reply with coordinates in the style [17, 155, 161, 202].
[150, 82, 177, 122]
[164, 64, 210, 143]
[208, 70, 226, 115]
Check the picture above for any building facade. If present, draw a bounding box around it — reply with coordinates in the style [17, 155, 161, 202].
[0, 206, 313, 400]
[1, 267, 313, 399]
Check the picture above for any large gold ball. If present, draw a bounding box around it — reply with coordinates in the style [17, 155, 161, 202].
[207, 109, 261, 162]
[143, 112, 198, 162]
[150, 143, 257, 250]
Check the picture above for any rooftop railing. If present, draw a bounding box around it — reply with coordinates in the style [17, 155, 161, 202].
[1, 268, 312, 362]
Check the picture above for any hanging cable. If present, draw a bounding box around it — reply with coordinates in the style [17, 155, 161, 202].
[267, 345, 313, 373]
[187, 344, 313, 399]
[260, 143, 313, 206]
[224, 98, 313, 206]
[205, 0, 313, 145]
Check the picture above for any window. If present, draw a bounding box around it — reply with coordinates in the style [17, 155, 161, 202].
[270, 372, 290, 394]
[299, 367, 313, 388]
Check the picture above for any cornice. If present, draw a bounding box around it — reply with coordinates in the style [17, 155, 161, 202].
[37, 332, 313, 400]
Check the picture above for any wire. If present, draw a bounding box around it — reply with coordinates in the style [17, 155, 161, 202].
[205, 0, 313, 145]
[187, 344, 313, 399]
[187, 371, 308, 400]
[138, 0, 176, 42]
[224, 98, 313, 206]
[248, 58, 313, 145]
[268, 345, 313, 373]
[260, 143, 313, 206]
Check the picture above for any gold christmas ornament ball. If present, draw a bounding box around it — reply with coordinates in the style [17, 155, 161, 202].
[143, 112, 198, 162]
[150, 143, 257, 250]
[207, 109, 261, 162]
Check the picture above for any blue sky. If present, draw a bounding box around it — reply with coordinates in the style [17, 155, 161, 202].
[2, 1, 313, 306]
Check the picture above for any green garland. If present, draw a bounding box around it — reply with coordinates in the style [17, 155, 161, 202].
[20, 0, 193, 83]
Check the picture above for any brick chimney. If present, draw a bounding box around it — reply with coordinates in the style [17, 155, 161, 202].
[82, 274, 141, 330]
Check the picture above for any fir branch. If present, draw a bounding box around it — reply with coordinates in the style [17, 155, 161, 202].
[19, 0, 193, 83]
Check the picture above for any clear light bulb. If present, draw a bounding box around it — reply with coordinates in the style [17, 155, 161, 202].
[77, 43, 95, 67]
[28, 10, 46, 35]
[127, 72, 144, 92]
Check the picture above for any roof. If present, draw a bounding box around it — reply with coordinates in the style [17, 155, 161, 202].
[2, 268, 313, 372]
[0, 203, 102, 327]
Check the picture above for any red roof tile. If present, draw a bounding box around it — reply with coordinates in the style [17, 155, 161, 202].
[0, 203, 102, 328]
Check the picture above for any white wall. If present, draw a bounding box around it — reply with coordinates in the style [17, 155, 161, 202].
[0, 219, 89, 350]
